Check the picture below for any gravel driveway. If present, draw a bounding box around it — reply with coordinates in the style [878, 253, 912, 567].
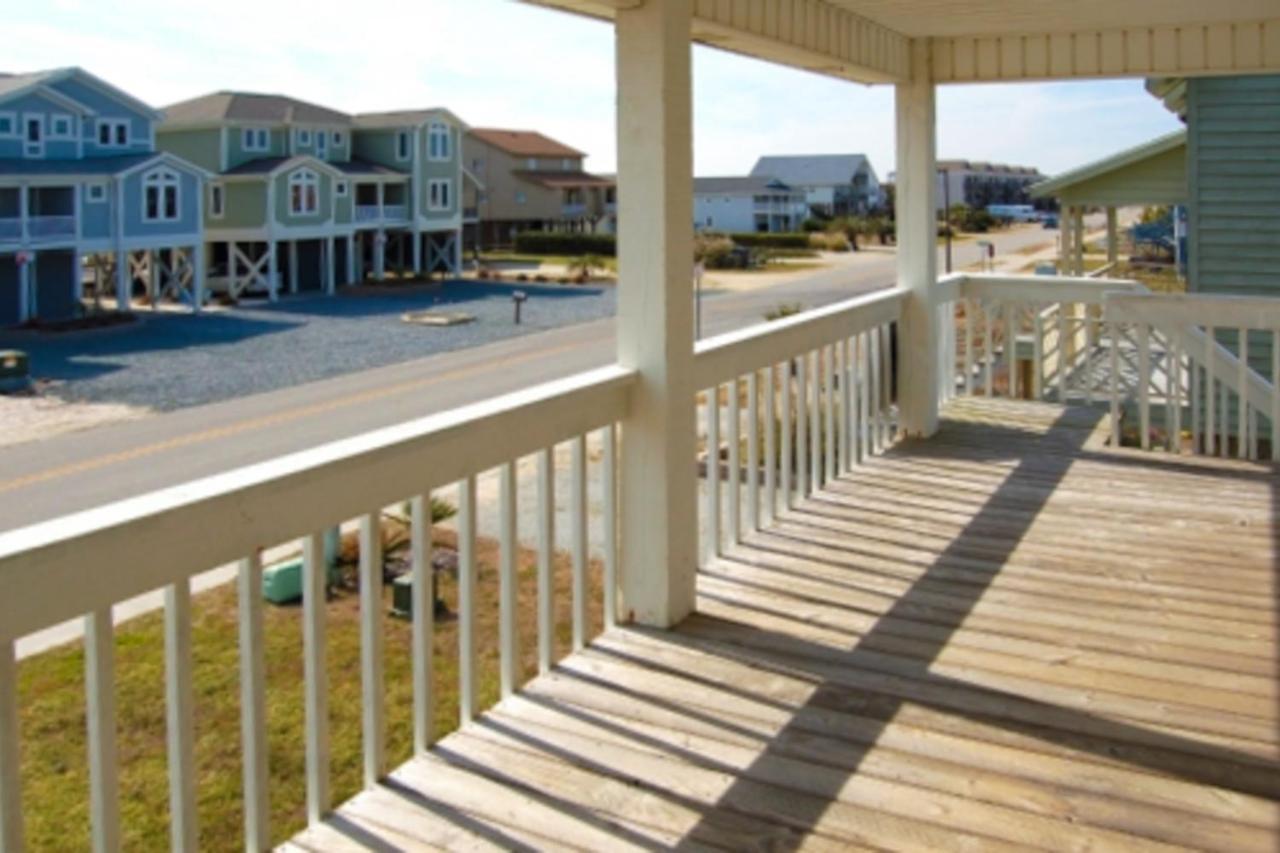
[0, 280, 614, 410]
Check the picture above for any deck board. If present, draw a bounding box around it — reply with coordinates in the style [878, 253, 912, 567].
[286, 398, 1280, 852]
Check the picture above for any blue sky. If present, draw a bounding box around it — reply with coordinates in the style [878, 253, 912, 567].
[9, 0, 1184, 179]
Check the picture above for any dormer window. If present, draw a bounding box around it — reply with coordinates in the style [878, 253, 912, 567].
[242, 128, 270, 152]
[143, 167, 181, 222]
[396, 131, 411, 161]
[332, 130, 345, 147]
[428, 122, 450, 161]
[289, 168, 320, 215]
[298, 128, 312, 147]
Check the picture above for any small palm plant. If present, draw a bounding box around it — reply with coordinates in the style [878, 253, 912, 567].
[568, 253, 605, 281]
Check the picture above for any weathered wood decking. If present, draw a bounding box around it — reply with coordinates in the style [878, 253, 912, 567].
[288, 398, 1279, 852]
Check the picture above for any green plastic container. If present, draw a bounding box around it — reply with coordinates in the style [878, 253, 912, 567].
[261, 557, 341, 605]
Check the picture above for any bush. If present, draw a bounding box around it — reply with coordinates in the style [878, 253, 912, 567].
[513, 232, 616, 257]
[808, 232, 850, 252]
[727, 232, 811, 250]
[801, 217, 828, 233]
[764, 302, 805, 321]
[694, 233, 739, 269]
[947, 204, 996, 233]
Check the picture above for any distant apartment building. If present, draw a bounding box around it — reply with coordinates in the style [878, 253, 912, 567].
[462, 128, 615, 247]
[157, 92, 465, 300]
[693, 176, 808, 233]
[749, 154, 881, 217]
[935, 160, 1046, 211]
[0, 67, 209, 325]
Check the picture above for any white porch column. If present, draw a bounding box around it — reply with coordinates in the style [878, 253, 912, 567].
[288, 240, 299, 294]
[454, 227, 463, 275]
[346, 234, 356, 285]
[1106, 206, 1118, 265]
[192, 243, 205, 311]
[1058, 207, 1072, 271]
[615, 0, 697, 628]
[115, 250, 130, 312]
[266, 241, 279, 302]
[373, 230, 386, 280]
[894, 38, 939, 438]
[325, 236, 336, 294]
[411, 227, 422, 274]
[1072, 207, 1085, 275]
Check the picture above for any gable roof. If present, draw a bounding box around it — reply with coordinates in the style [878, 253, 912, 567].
[220, 154, 348, 180]
[162, 92, 351, 128]
[694, 175, 798, 195]
[469, 128, 584, 159]
[750, 154, 873, 187]
[0, 67, 160, 119]
[1029, 130, 1187, 199]
[354, 108, 468, 130]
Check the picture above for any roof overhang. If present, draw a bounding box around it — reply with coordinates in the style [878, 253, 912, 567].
[522, 1, 1280, 85]
[1030, 129, 1187, 206]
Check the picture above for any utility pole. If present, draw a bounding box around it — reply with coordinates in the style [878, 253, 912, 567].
[940, 166, 952, 273]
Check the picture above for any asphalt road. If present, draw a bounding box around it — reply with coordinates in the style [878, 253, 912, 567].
[0, 225, 1057, 531]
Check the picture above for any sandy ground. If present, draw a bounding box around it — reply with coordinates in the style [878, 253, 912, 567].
[0, 390, 150, 448]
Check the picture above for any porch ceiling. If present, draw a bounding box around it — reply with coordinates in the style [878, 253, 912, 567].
[522, 0, 1280, 84]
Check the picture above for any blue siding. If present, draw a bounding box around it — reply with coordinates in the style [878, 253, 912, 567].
[0, 91, 84, 160]
[81, 184, 112, 239]
[121, 167, 201, 237]
[48, 76, 153, 159]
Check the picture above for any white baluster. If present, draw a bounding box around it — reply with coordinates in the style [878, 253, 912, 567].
[499, 461, 519, 696]
[85, 608, 119, 853]
[238, 551, 270, 846]
[358, 514, 384, 791]
[300, 534, 330, 824]
[458, 476, 477, 723]
[764, 365, 777, 523]
[1108, 320, 1120, 446]
[536, 448, 554, 672]
[164, 581, 198, 848]
[705, 387, 720, 559]
[601, 424, 618, 629]
[570, 436, 587, 651]
[1138, 323, 1151, 451]
[745, 372, 760, 532]
[727, 377, 741, 544]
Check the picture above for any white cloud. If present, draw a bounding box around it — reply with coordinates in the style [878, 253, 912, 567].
[6, 0, 1183, 178]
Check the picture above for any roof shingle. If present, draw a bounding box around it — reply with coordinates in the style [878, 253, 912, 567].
[469, 128, 584, 159]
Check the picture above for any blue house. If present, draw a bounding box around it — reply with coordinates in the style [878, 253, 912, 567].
[0, 67, 209, 326]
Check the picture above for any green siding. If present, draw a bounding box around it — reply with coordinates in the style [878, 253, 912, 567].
[226, 126, 287, 169]
[273, 168, 334, 225]
[1058, 145, 1187, 208]
[157, 128, 222, 173]
[220, 181, 267, 229]
[1186, 75, 1280, 442]
[421, 125, 459, 221]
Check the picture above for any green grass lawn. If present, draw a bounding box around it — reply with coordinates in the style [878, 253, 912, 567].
[17, 525, 604, 851]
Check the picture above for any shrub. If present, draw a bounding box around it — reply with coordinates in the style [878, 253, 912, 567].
[808, 232, 850, 252]
[513, 232, 616, 256]
[801, 217, 828, 233]
[568, 254, 607, 279]
[947, 204, 996, 233]
[728, 232, 811, 250]
[694, 234, 740, 269]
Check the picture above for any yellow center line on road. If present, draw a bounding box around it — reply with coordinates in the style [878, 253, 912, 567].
[0, 334, 608, 496]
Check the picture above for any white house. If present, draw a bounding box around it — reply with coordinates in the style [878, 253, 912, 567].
[693, 176, 808, 233]
[750, 154, 881, 216]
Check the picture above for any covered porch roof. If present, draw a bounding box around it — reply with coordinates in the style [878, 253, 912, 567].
[524, 0, 1280, 84]
[1029, 130, 1188, 208]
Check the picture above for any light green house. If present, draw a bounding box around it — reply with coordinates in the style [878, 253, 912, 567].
[157, 92, 466, 299]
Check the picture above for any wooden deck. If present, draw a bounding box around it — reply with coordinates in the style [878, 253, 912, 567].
[287, 398, 1280, 852]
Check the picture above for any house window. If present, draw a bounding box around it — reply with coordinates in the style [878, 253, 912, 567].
[289, 168, 320, 215]
[316, 130, 327, 158]
[335, 180, 348, 197]
[97, 119, 129, 147]
[297, 128, 312, 147]
[242, 127, 269, 152]
[86, 183, 107, 203]
[332, 130, 344, 147]
[50, 115, 73, 139]
[143, 167, 181, 222]
[210, 184, 225, 218]
[24, 115, 43, 156]
[428, 122, 450, 161]
[397, 131, 411, 161]
[526, 158, 537, 171]
[562, 158, 573, 170]
[428, 178, 452, 211]
[0, 113, 14, 137]
[514, 190, 526, 205]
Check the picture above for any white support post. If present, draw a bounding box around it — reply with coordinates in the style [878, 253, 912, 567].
[325, 236, 336, 296]
[148, 249, 160, 307]
[288, 240, 299, 294]
[615, 0, 697, 628]
[374, 230, 386, 280]
[115, 250, 130, 312]
[192, 243, 205, 312]
[411, 227, 423, 275]
[266, 241, 279, 302]
[894, 39, 939, 438]
[346, 234, 356, 285]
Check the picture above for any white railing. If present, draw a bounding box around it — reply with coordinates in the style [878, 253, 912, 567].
[938, 272, 1280, 462]
[0, 218, 20, 241]
[26, 215, 76, 241]
[382, 204, 408, 221]
[353, 205, 381, 223]
[0, 365, 633, 850]
[1104, 292, 1279, 460]
[693, 288, 905, 559]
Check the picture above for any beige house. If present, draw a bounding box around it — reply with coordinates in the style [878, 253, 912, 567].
[462, 127, 615, 247]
